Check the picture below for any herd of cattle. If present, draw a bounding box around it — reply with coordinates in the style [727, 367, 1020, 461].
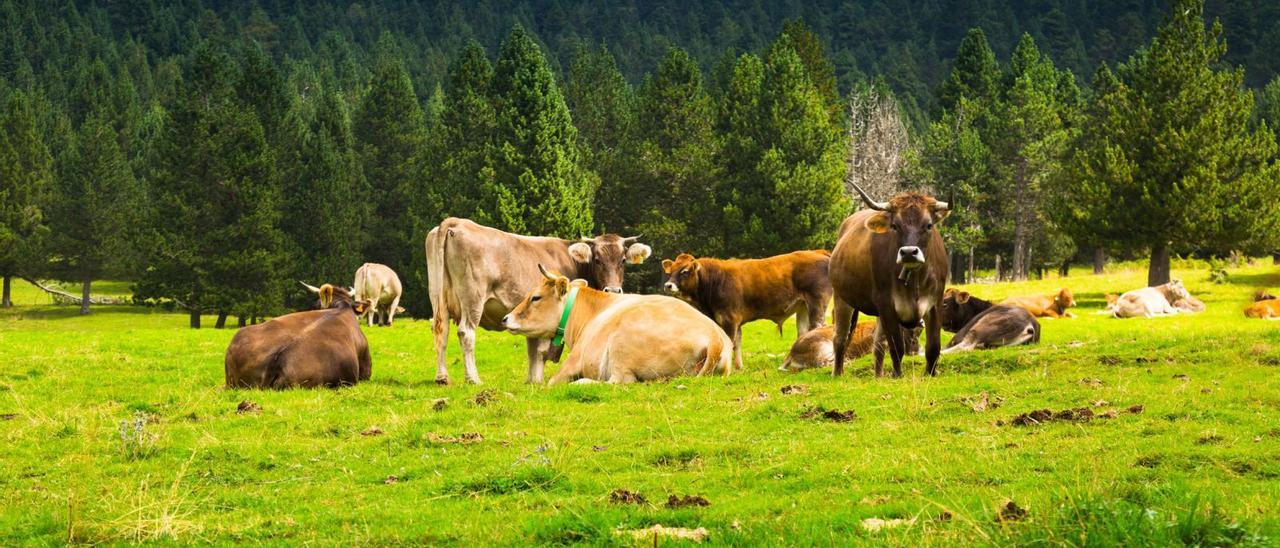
[223, 186, 1274, 389]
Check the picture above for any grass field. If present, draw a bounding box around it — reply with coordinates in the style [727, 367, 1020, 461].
[3, 261, 1279, 545]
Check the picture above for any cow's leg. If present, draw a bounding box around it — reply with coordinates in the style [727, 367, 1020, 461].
[883, 318, 906, 378]
[732, 324, 744, 371]
[924, 308, 942, 376]
[806, 295, 826, 332]
[831, 299, 856, 377]
[386, 295, 401, 327]
[432, 316, 452, 384]
[456, 302, 484, 384]
[526, 338, 549, 384]
[872, 323, 886, 377]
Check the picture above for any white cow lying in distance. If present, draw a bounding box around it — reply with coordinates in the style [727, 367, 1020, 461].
[1107, 279, 1194, 318]
[500, 266, 733, 384]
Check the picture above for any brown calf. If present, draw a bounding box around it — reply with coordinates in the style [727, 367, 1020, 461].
[1001, 288, 1076, 318]
[661, 250, 832, 370]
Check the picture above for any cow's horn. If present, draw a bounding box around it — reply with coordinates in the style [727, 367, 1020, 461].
[299, 281, 322, 293]
[932, 199, 950, 211]
[579, 236, 594, 243]
[538, 263, 555, 280]
[849, 181, 889, 211]
[622, 234, 642, 244]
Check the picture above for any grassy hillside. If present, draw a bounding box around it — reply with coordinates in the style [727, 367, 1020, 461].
[2, 263, 1279, 544]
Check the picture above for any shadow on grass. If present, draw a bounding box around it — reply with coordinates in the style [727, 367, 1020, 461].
[1220, 270, 1280, 290]
[0, 304, 164, 321]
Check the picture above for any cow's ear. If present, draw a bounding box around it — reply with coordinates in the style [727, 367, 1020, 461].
[692, 261, 701, 273]
[661, 259, 674, 273]
[626, 243, 652, 265]
[957, 291, 970, 304]
[555, 276, 569, 295]
[353, 302, 367, 315]
[864, 212, 891, 234]
[568, 242, 592, 263]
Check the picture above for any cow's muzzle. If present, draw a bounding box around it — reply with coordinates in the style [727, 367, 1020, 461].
[897, 246, 925, 267]
[500, 314, 516, 330]
[663, 282, 679, 294]
[603, 286, 623, 294]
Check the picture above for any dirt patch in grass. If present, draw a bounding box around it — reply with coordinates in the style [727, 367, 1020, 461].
[236, 401, 261, 414]
[799, 405, 857, 422]
[427, 432, 484, 445]
[361, 426, 384, 436]
[0, 413, 17, 420]
[609, 488, 647, 505]
[472, 389, 499, 406]
[996, 500, 1027, 522]
[665, 494, 710, 508]
[962, 391, 1002, 412]
[780, 385, 807, 395]
[1003, 403, 1144, 426]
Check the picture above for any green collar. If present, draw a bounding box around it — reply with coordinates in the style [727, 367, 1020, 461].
[552, 286, 580, 347]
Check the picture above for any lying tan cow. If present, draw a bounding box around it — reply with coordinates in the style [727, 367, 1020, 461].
[1245, 291, 1280, 319]
[1107, 280, 1191, 318]
[225, 284, 371, 388]
[661, 250, 831, 370]
[1001, 288, 1076, 318]
[779, 323, 921, 372]
[353, 262, 403, 327]
[500, 266, 732, 384]
[942, 305, 1040, 353]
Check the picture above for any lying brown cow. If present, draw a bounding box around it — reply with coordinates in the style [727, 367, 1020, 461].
[1245, 289, 1280, 319]
[225, 284, 372, 388]
[1001, 288, 1076, 318]
[779, 323, 921, 372]
[942, 305, 1040, 353]
[661, 250, 831, 370]
[501, 267, 732, 384]
[937, 289, 994, 332]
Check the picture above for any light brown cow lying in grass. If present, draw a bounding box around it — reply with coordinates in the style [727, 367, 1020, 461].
[1001, 288, 1077, 318]
[500, 266, 733, 384]
[779, 323, 921, 372]
[1106, 280, 1195, 318]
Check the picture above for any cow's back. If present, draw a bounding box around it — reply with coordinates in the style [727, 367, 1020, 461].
[571, 296, 732, 381]
[224, 310, 368, 388]
[704, 251, 831, 320]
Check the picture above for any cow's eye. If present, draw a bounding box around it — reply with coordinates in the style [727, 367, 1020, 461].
[891, 223, 900, 231]
[925, 223, 933, 231]
[530, 296, 541, 303]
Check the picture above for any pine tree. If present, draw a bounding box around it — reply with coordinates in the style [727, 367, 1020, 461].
[630, 46, 720, 256]
[490, 24, 594, 237]
[0, 90, 53, 307]
[139, 43, 286, 328]
[45, 113, 143, 314]
[1064, 0, 1280, 285]
[935, 28, 999, 116]
[435, 40, 496, 223]
[353, 32, 430, 279]
[773, 20, 840, 113]
[565, 42, 636, 233]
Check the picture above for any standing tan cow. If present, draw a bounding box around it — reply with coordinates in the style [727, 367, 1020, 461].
[225, 283, 371, 389]
[353, 263, 403, 327]
[500, 266, 732, 384]
[660, 250, 832, 370]
[426, 218, 652, 385]
[830, 185, 950, 377]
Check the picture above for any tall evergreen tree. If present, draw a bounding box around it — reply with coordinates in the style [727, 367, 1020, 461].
[935, 28, 999, 116]
[1063, 0, 1280, 285]
[45, 113, 143, 314]
[490, 24, 594, 237]
[565, 42, 636, 233]
[0, 90, 53, 307]
[353, 32, 430, 279]
[435, 40, 496, 223]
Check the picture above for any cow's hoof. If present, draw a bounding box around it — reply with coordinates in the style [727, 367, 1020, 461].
[435, 377, 450, 385]
[465, 378, 483, 385]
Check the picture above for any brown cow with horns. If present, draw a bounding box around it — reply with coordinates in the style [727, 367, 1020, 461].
[829, 184, 950, 377]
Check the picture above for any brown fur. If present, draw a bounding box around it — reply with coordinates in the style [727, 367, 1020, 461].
[1245, 298, 1280, 319]
[225, 285, 371, 389]
[829, 192, 950, 377]
[1001, 288, 1077, 318]
[661, 250, 832, 371]
[1254, 289, 1278, 302]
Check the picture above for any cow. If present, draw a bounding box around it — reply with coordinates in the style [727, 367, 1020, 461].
[829, 184, 950, 377]
[1001, 288, 1077, 318]
[941, 305, 1040, 354]
[225, 283, 372, 389]
[500, 266, 732, 384]
[779, 323, 921, 372]
[937, 288, 994, 332]
[426, 218, 652, 385]
[352, 262, 403, 327]
[1254, 288, 1278, 302]
[660, 250, 832, 370]
[1172, 295, 1205, 313]
[1107, 280, 1191, 318]
[1245, 298, 1280, 319]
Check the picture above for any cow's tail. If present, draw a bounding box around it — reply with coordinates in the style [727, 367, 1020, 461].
[426, 224, 451, 357]
[700, 332, 731, 376]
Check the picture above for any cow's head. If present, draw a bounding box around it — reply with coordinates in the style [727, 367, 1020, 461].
[300, 281, 369, 315]
[938, 288, 991, 332]
[501, 265, 580, 337]
[1159, 279, 1191, 302]
[851, 184, 949, 270]
[660, 253, 701, 297]
[567, 234, 651, 293]
[1054, 288, 1077, 311]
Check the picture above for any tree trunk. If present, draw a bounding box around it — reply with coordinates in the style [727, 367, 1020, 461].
[950, 252, 966, 284]
[189, 310, 201, 329]
[1059, 260, 1070, 277]
[237, 316, 247, 328]
[1272, 252, 1279, 265]
[968, 248, 975, 283]
[215, 312, 228, 329]
[2, 275, 11, 307]
[1093, 248, 1106, 274]
[80, 280, 91, 315]
[1148, 242, 1171, 286]
[994, 254, 1002, 281]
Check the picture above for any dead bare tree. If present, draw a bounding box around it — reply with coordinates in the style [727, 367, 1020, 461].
[846, 85, 914, 200]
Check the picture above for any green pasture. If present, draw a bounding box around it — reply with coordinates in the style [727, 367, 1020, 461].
[2, 262, 1279, 545]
